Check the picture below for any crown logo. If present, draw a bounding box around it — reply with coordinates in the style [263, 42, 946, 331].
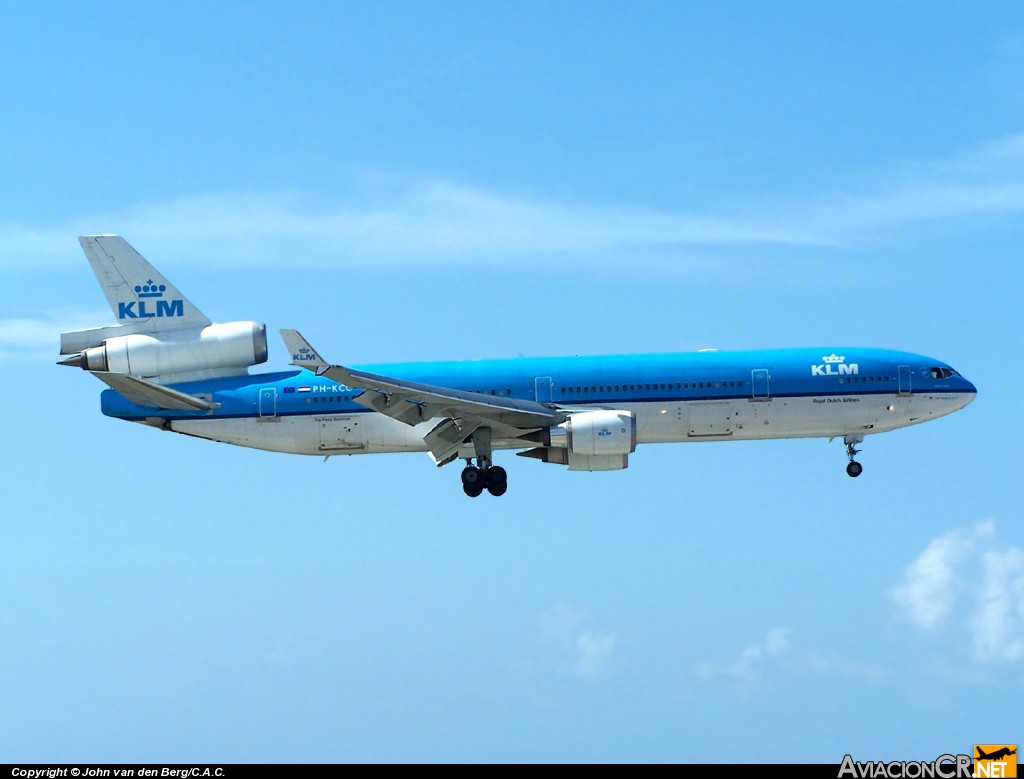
[135, 280, 166, 299]
[822, 354, 845, 363]
[299, 348, 310, 354]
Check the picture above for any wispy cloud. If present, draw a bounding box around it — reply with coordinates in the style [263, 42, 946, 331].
[538, 602, 617, 681]
[0, 308, 109, 362]
[890, 520, 1024, 665]
[4, 133, 1024, 272]
[698, 627, 792, 684]
[698, 627, 889, 693]
[573, 632, 618, 681]
[0, 183, 813, 272]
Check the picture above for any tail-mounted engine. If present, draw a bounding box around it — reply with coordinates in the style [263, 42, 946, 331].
[59, 321, 268, 383]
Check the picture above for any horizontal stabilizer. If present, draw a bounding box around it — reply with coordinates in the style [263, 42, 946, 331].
[91, 372, 219, 411]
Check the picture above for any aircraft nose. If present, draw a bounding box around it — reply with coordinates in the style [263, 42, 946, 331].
[961, 376, 978, 405]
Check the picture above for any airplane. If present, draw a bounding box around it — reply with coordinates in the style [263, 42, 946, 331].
[976, 748, 1017, 762]
[58, 235, 977, 497]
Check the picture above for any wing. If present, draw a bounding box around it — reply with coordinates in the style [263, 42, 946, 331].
[281, 329, 564, 464]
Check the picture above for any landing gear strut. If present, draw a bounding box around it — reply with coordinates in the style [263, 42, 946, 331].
[460, 427, 508, 497]
[844, 435, 864, 478]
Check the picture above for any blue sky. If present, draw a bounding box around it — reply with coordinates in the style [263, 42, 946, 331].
[1, 1, 1022, 763]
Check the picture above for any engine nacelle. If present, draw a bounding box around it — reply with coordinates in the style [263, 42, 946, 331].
[548, 409, 636, 456]
[70, 321, 268, 381]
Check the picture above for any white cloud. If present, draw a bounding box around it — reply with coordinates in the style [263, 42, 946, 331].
[891, 520, 1024, 665]
[889, 525, 981, 629]
[3, 132, 1024, 272]
[972, 548, 1024, 663]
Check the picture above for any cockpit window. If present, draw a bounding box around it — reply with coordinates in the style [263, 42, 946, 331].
[930, 367, 957, 380]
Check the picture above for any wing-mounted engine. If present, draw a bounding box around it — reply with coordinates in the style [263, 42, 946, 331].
[518, 409, 636, 471]
[59, 321, 268, 383]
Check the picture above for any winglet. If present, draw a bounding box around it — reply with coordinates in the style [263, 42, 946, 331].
[281, 329, 330, 375]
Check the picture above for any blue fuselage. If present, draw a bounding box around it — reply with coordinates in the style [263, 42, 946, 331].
[102, 346, 976, 430]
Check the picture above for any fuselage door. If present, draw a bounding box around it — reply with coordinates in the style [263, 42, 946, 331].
[535, 376, 554, 403]
[751, 368, 771, 400]
[898, 365, 912, 396]
[259, 387, 277, 417]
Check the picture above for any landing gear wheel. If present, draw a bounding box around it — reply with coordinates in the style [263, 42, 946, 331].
[459, 430, 507, 497]
[461, 466, 484, 488]
[486, 466, 508, 497]
[842, 436, 864, 479]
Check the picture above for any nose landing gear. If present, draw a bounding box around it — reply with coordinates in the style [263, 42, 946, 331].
[844, 435, 864, 478]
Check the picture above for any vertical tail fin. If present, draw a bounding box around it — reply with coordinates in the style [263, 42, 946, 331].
[78, 235, 211, 331]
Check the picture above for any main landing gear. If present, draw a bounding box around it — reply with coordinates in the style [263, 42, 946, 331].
[460, 427, 508, 497]
[461, 463, 507, 497]
[844, 435, 864, 478]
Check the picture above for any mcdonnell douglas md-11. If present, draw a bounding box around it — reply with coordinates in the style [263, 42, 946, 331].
[59, 236, 977, 497]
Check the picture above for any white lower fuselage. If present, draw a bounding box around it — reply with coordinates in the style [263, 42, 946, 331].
[169, 391, 971, 458]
